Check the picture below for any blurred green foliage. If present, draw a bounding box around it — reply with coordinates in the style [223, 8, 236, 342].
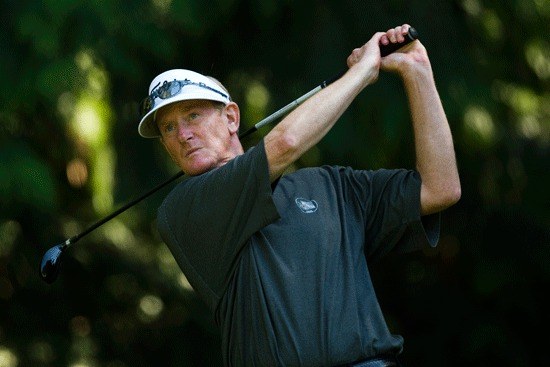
[0, 0, 548, 366]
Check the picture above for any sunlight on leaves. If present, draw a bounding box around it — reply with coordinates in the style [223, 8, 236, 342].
[58, 92, 77, 120]
[461, 0, 482, 16]
[518, 115, 543, 139]
[101, 219, 137, 252]
[246, 81, 270, 112]
[75, 50, 94, 72]
[138, 294, 164, 322]
[464, 105, 496, 146]
[482, 9, 503, 42]
[72, 99, 103, 143]
[70, 337, 98, 361]
[492, 80, 549, 143]
[70, 316, 92, 337]
[177, 273, 194, 292]
[156, 245, 181, 279]
[68, 49, 115, 214]
[152, 0, 172, 14]
[525, 39, 550, 80]
[0, 221, 21, 257]
[245, 80, 270, 126]
[69, 359, 97, 367]
[0, 347, 18, 367]
[91, 147, 116, 214]
[225, 71, 272, 132]
[28, 340, 55, 365]
[534, 0, 550, 17]
[494, 82, 539, 114]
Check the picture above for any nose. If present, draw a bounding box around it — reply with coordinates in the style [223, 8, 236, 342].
[176, 120, 193, 142]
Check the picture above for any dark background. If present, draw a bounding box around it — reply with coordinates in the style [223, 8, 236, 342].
[1, 0, 548, 366]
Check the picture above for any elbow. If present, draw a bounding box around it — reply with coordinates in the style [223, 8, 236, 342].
[453, 182, 462, 203]
[264, 129, 301, 177]
[439, 180, 462, 209]
[449, 173, 462, 205]
[421, 179, 461, 215]
[446, 183, 462, 207]
[275, 130, 300, 161]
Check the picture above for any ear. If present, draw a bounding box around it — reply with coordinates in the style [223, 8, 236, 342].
[224, 102, 240, 135]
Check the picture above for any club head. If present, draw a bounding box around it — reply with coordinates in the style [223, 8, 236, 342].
[39, 244, 65, 284]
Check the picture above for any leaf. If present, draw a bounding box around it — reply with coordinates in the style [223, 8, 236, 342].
[0, 140, 58, 214]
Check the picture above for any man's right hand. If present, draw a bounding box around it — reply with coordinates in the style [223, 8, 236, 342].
[345, 31, 385, 88]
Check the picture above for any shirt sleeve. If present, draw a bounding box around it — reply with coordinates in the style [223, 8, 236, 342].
[156, 140, 280, 311]
[340, 168, 440, 263]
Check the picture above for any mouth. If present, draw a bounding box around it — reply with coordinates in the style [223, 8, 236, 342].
[185, 147, 201, 157]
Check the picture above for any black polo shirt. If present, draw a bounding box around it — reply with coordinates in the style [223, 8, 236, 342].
[157, 140, 439, 366]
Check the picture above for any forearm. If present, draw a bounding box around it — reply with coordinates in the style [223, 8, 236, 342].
[402, 65, 461, 214]
[264, 67, 372, 181]
[263, 31, 388, 182]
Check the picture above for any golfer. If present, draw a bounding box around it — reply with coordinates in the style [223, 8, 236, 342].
[138, 24, 460, 367]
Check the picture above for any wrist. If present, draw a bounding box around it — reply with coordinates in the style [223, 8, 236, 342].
[399, 55, 433, 82]
[346, 61, 380, 89]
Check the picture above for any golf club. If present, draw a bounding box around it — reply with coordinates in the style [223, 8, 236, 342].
[40, 27, 419, 284]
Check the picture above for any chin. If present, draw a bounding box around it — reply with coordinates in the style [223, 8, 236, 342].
[182, 160, 217, 176]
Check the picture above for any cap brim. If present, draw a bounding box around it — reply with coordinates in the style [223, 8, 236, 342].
[138, 89, 229, 138]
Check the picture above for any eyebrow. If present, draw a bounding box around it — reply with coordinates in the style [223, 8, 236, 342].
[157, 101, 213, 127]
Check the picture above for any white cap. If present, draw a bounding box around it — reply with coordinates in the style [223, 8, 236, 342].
[138, 69, 231, 138]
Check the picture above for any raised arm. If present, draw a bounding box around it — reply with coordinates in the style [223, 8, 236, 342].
[263, 31, 386, 181]
[380, 25, 461, 215]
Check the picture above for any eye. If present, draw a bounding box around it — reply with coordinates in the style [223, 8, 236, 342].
[188, 112, 199, 120]
[163, 122, 176, 134]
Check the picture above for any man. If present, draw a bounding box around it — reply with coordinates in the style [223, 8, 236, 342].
[138, 24, 460, 367]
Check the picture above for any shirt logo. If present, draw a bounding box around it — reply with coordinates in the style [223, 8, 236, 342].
[295, 198, 318, 213]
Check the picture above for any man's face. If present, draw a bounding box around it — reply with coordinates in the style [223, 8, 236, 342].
[156, 99, 241, 176]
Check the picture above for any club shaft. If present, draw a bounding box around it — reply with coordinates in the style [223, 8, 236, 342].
[69, 76, 340, 245]
[67, 171, 185, 246]
[63, 28, 418, 245]
[240, 27, 418, 137]
[238, 71, 345, 139]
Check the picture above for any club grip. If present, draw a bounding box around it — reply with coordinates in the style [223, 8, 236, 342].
[380, 27, 419, 57]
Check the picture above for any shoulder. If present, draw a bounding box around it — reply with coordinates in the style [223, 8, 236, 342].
[286, 166, 421, 199]
[159, 140, 274, 221]
[289, 165, 379, 184]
